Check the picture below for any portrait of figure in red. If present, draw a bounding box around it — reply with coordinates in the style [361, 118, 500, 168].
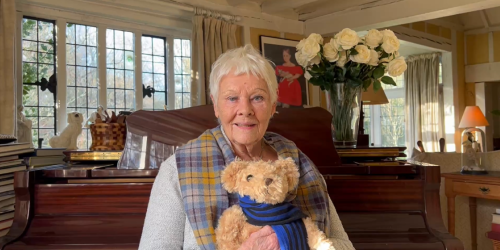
[260, 36, 309, 108]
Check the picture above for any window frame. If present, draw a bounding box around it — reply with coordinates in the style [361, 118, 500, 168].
[16, 10, 190, 148]
[141, 34, 168, 111]
[20, 16, 58, 148]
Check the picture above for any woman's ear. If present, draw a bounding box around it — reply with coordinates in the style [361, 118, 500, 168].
[221, 161, 248, 193]
[275, 157, 300, 192]
[211, 95, 219, 118]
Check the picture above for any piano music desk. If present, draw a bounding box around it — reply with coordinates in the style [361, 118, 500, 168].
[443, 171, 500, 250]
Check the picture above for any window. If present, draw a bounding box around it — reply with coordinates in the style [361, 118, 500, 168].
[66, 23, 98, 149]
[19, 15, 190, 148]
[380, 98, 405, 147]
[364, 74, 405, 147]
[21, 17, 56, 148]
[106, 29, 135, 114]
[364, 63, 443, 148]
[174, 39, 191, 109]
[362, 105, 371, 144]
[142, 36, 167, 111]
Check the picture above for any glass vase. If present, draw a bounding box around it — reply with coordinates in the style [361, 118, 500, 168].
[326, 83, 363, 148]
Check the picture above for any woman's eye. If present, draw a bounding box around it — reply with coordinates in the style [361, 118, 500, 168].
[228, 97, 238, 102]
[253, 96, 264, 102]
[246, 175, 253, 182]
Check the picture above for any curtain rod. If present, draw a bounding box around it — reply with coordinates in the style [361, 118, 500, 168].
[159, 0, 242, 22]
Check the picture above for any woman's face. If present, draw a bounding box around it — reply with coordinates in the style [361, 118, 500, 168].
[283, 50, 291, 63]
[212, 71, 276, 147]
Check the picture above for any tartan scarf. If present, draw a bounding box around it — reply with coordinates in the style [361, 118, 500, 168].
[175, 126, 330, 250]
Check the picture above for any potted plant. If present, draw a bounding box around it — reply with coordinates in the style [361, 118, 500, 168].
[295, 28, 407, 147]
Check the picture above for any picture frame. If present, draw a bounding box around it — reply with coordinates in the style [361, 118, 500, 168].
[259, 36, 309, 108]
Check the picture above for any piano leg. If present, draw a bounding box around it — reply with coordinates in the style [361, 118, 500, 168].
[470, 197, 477, 250]
[447, 196, 456, 235]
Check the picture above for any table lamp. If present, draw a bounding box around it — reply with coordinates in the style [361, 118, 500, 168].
[357, 84, 389, 146]
[459, 106, 489, 175]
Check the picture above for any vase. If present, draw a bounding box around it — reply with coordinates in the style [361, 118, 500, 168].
[326, 83, 363, 148]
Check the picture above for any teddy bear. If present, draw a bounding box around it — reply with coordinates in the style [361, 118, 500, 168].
[215, 157, 335, 250]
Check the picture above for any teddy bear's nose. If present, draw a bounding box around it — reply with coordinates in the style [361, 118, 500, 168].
[265, 178, 273, 186]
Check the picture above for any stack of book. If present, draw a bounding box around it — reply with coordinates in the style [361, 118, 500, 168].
[0, 143, 34, 237]
[23, 148, 66, 169]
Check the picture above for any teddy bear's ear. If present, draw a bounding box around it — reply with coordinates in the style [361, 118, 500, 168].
[275, 157, 300, 192]
[221, 161, 248, 193]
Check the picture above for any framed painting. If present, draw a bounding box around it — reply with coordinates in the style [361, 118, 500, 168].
[260, 36, 309, 108]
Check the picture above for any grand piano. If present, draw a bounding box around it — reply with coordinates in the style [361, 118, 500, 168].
[0, 106, 464, 250]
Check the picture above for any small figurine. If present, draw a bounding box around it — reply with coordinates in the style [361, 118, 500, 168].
[85, 105, 106, 128]
[16, 105, 33, 147]
[49, 112, 83, 150]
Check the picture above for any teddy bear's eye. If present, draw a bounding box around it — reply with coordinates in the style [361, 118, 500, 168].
[246, 175, 253, 182]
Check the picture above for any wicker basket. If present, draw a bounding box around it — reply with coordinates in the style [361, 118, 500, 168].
[89, 123, 126, 151]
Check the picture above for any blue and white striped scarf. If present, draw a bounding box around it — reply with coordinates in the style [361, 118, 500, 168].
[239, 195, 310, 250]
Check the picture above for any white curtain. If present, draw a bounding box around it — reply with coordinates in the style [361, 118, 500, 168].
[405, 53, 444, 155]
[191, 9, 238, 106]
[0, 0, 16, 135]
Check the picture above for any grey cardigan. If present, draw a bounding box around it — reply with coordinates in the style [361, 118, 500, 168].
[138, 154, 355, 250]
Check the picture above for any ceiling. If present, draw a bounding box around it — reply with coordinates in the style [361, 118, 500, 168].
[437, 6, 500, 33]
[219, 0, 390, 21]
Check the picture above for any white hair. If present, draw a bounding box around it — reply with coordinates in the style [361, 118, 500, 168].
[209, 44, 278, 106]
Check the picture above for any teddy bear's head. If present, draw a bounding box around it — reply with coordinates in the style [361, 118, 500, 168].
[221, 157, 300, 205]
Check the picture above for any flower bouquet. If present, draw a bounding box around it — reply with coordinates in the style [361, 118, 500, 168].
[295, 28, 407, 147]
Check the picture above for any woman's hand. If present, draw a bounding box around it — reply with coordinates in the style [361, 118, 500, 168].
[238, 226, 280, 250]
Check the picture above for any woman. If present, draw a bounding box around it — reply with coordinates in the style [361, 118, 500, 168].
[276, 48, 303, 107]
[138, 45, 354, 250]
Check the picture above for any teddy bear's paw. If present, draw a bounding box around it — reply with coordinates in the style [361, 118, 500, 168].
[315, 241, 335, 250]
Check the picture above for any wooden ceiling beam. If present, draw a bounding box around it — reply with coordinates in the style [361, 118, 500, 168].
[261, 0, 320, 13]
[305, 0, 500, 36]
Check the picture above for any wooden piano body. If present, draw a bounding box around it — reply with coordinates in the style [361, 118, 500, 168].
[0, 106, 464, 250]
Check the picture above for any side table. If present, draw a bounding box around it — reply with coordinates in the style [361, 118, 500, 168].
[442, 171, 500, 250]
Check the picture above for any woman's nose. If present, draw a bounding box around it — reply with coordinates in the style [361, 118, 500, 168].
[238, 99, 254, 116]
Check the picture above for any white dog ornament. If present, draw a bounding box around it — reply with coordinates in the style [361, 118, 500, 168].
[49, 112, 84, 150]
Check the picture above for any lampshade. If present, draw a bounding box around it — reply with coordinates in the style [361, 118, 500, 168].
[362, 84, 389, 105]
[458, 106, 489, 128]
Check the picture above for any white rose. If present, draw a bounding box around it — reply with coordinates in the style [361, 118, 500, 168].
[336, 51, 348, 67]
[296, 39, 306, 51]
[387, 56, 407, 77]
[301, 38, 321, 60]
[334, 28, 360, 50]
[381, 29, 400, 54]
[323, 43, 339, 62]
[304, 71, 312, 80]
[364, 29, 383, 49]
[307, 33, 323, 45]
[295, 51, 309, 67]
[368, 49, 379, 66]
[310, 55, 321, 65]
[350, 45, 371, 64]
[331, 38, 342, 51]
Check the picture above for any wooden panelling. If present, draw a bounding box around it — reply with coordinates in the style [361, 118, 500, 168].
[467, 33, 489, 65]
[34, 184, 153, 215]
[441, 27, 452, 39]
[426, 23, 440, 36]
[412, 22, 426, 32]
[494, 31, 500, 62]
[249, 27, 280, 50]
[284, 32, 304, 41]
